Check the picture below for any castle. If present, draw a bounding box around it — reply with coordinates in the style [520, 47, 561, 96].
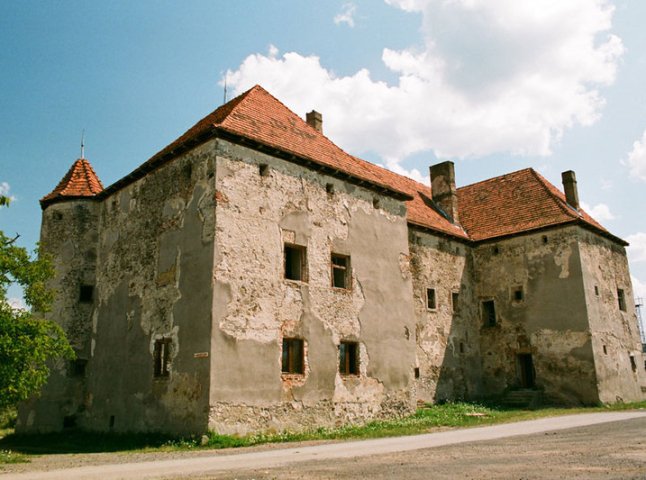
[18, 85, 646, 435]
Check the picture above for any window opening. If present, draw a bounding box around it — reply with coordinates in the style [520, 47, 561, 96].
[603, 345, 607, 355]
[513, 287, 524, 302]
[426, 288, 437, 310]
[259, 164, 269, 176]
[451, 292, 459, 312]
[339, 341, 359, 375]
[372, 197, 380, 209]
[282, 338, 304, 374]
[69, 358, 87, 377]
[79, 285, 94, 303]
[482, 300, 496, 327]
[414, 367, 420, 379]
[153, 338, 172, 378]
[326, 183, 335, 194]
[284, 244, 307, 281]
[331, 254, 350, 289]
[595, 285, 599, 296]
[618, 289, 626, 311]
[630, 355, 637, 372]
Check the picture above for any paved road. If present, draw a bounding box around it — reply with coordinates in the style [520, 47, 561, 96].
[3, 411, 646, 480]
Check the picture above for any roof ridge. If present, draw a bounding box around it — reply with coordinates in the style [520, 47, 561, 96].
[457, 167, 534, 191]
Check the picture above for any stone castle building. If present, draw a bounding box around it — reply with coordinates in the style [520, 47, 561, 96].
[18, 85, 646, 435]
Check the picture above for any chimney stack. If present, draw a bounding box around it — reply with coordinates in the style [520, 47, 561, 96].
[430, 161, 459, 223]
[561, 170, 579, 210]
[306, 110, 323, 133]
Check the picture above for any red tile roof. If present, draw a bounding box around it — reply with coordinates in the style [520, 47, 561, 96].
[41, 158, 104, 206]
[458, 168, 612, 242]
[62, 84, 620, 245]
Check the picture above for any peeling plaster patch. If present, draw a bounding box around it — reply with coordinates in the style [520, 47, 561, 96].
[553, 244, 572, 278]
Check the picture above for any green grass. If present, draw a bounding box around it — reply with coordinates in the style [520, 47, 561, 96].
[1, 400, 644, 462]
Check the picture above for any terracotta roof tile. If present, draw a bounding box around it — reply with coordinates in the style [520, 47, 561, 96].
[41, 158, 104, 206]
[96, 84, 619, 244]
[458, 168, 610, 241]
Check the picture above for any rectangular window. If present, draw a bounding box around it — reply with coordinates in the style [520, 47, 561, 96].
[339, 341, 359, 375]
[69, 358, 87, 377]
[513, 287, 524, 302]
[630, 355, 637, 372]
[452, 292, 459, 312]
[482, 300, 496, 327]
[331, 254, 351, 289]
[618, 289, 626, 311]
[282, 338, 304, 374]
[153, 338, 172, 378]
[79, 285, 94, 303]
[284, 244, 307, 282]
[594, 285, 599, 296]
[426, 288, 437, 310]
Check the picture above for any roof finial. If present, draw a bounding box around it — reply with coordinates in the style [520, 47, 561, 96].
[80, 129, 85, 159]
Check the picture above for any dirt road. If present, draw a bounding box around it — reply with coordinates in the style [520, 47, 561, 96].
[2, 411, 645, 479]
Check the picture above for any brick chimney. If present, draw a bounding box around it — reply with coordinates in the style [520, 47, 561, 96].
[430, 161, 459, 223]
[561, 170, 579, 210]
[306, 110, 323, 133]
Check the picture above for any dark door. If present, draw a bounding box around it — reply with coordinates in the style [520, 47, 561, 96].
[517, 354, 535, 388]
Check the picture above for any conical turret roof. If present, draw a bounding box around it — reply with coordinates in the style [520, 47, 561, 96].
[40, 158, 104, 208]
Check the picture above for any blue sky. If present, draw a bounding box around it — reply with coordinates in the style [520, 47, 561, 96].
[1, 0, 646, 310]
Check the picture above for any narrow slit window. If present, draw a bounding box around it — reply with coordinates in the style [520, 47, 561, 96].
[153, 338, 172, 378]
[426, 288, 437, 310]
[482, 300, 496, 327]
[594, 285, 599, 296]
[331, 254, 350, 289]
[284, 244, 307, 282]
[282, 338, 304, 374]
[451, 292, 459, 312]
[617, 289, 626, 311]
[630, 355, 637, 372]
[339, 341, 359, 375]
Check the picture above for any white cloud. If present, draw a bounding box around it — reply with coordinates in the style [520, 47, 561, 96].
[580, 201, 614, 221]
[7, 297, 27, 311]
[624, 129, 646, 182]
[0, 181, 15, 203]
[225, 0, 623, 167]
[631, 276, 646, 302]
[334, 3, 357, 27]
[626, 232, 646, 263]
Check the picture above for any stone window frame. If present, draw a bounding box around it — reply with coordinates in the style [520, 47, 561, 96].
[284, 243, 308, 283]
[331, 253, 351, 290]
[426, 288, 437, 311]
[281, 337, 305, 375]
[153, 337, 172, 378]
[339, 341, 359, 376]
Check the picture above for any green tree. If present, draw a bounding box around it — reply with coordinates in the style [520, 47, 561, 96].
[0, 199, 73, 410]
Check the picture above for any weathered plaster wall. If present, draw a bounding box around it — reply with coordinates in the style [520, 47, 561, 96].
[474, 226, 599, 404]
[409, 229, 482, 403]
[578, 229, 646, 402]
[209, 140, 416, 435]
[17, 200, 100, 432]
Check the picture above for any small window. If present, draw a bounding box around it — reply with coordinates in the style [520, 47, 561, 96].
[493, 246, 500, 255]
[630, 355, 637, 372]
[259, 164, 269, 176]
[603, 345, 607, 355]
[372, 197, 380, 209]
[79, 285, 94, 303]
[331, 254, 351, 289]
[618, 289, 626, 311]
[482, 300, 496, 327]
[513, 287, 524, 302]
[451, 292, 459, 313]
[282, 338, 304, 374]
[594, 285, 599, 296]
[326, 183, 335, 194]
[542, 235, 548, 244]
[459, 342, 464, 354]
[414, 367, 420, 379]
[426, 288, 437, 310]
[69, 358, 87, 377]
[285, 244, 307, 282]
[339, 341, 359, 375]
[153, 338, 172, 378]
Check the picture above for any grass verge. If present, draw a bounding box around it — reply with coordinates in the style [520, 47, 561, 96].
[1, 400, 644, 462]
